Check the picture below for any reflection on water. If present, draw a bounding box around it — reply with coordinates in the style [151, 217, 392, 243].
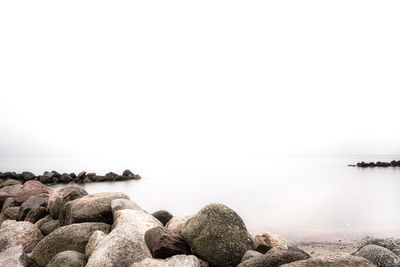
[1, 155, 400, 241]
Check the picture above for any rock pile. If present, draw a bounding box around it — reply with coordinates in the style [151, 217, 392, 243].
[0, 179, 398, 266]
[354, 160, 400, 168]
[0, 169, 141, 185]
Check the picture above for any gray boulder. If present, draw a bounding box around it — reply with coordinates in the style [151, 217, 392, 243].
[145, 226, 191, 258]
[59, 192, 129, 225]
[353, 244, 400, 267]
[17, 194, 49, 221]
[0, 221, 43, 253]
[241, 250, 263, 263]
[47, 185, 88, 219]
[48, 250, 88, 267]
[112, 209, 163, 235]
[365, 239, 400, 257]
[40, 218, 60, 235]
[181, 203, 254, 267]
[14, 180, 53, 204]
[85, 230, 107, 257]
[0, 179, 21, 188]
[166, 216, 192, 234]
[111, 198, 142, 216]
[30, 222, 110, 266]
[281, 255, 375, 266]
[131, 255, 209, 267]
[237, 247, 309, 267]
[0, 245, 27, 267]
[4, 206, 20, 220]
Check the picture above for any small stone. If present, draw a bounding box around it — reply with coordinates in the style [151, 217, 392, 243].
[152, 210, 173, 226]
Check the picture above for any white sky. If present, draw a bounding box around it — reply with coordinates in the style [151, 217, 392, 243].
[1, 1, 399, 157]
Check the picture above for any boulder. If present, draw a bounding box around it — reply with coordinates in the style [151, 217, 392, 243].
[0, 179, 21, 188]
[14, 181, 53, 204]
[22, 171, 35, 181]
[281, 255, 375, 266]
[1, 196, 17, 213]
[1, 219, 17, 229]
[82, 177, 92, 183]
[39, 218, 60, 235]
[152, 210, 173, 226]
[365, 238, 400, 256]
[237, 247, 309, 267]
[30, 222, 110, 266]
[113, 209, 163, 235]
[0, 221, 43, 253]
[86, 209, 161, 267]
[353, 244, 400, 267]
[114, 175, 131, 181]
[0, 214, 7, 226]
[254, 232, 288, 253]
[25, 206, 47, 223]
[0, 245, 27, 267]
[48, 250, 88, 267]
[0, 184, 22, 209]
[85, 230, 106, 257]
[69, 173, 77, 179]
[181, 203, 254, 267]
[17, 194, 49, 221]
[241, 250, 263, 263]
[34, 215, 53, 229]
[111, 198, 142, 216]
[4, 206, 20, 220]
[131, 255, 209, 267]
[165, 216, 191, 234]
[123, 169, 134, 177]
[51, 171, 61, 178]
[59, 192, 129, 225]
[145, 226, 191, 258]
[47, 185, 88, 219]
[282, 240, 311, 259]
[77, 171, 86, 179]
[59, 173, 73, 183]
[92, 175, 108, 182]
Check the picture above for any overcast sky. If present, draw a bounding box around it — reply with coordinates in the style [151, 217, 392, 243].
[1, 1, 399, 158]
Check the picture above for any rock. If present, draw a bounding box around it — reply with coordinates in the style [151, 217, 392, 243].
[14, 181, 53, 204]
[254, 232, 288, 253]
[353, 244, 400, 267]
[281, 255, 375, 266]
[86, 209, 161, 267]
[131, 255, 209, 267]
[0, 245, 27, 267]
[92, 175, 107, 182]
[145, 226, 191, 258]
[0, 221, 43, 253]
[237, 247, 309, 267]
[0, 185, 22, 211]
[0, 214, 7, 226]
[38, 175, 52, 184]
[51, 177, 59, 184]
[51, 171, 61, 178]
[47, 185, 88, 219]
[85, 230, 106, 257]
[123, 169, 134, 176]
[114, 175, 131, 181]
[59, 173, 73, 183]
[111, 198, 142, 216]
[282, 240, 311, 259]
[166, 216, 191, 234]
[1, 196, 17, 213]
[73, 177, 82, 183]
[181, 203, 254, 267]
[59, 192, 129, 225]
[1, 219, 17, 229]
[25, 206, 47, 223]
[17, 194, 49, 221]
[365, 238, 400, 256]
[241, 250, 263, 263]
[105, 172, 118, 181]
[4, 206, 20, 220]
[113, 209, 163, 235]
[152, 210, 173, 226]
[39, 218, 60, 235]
[82, 177, 92, 183]
[48, 250, 88, 267]
[0, 179, 21, 188]
[22, 172, 35, 181]
[77, 171, 86, 179]
[34, 215, 53, 229]
[30, 222, 110, 266]
[69, 173, 77, 179]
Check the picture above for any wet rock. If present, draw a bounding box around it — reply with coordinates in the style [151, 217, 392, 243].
[181, 203, 255, 267]
[131, 255, 209, 267]
[0, 221, 43, 253]
[30, 222, 110, 266]
[281, 255, 375, 266]
[85, 230, 106, 257]
[152, 210, 173, 226]
[22, 172, 35, 181]
[0, 245, 27, 267]
[145, 226, 191, 258]
[353, 244, 400, 267]
[237, 247, 308, 267]
[48, 250, 88, 267]
[17, 194, 49, 221]
[47, 185, 88, 219]
[25, 206, 47, 223]
[241, 250, 263, 263]
[111, 198, 142, 216]
[14, 181, 53, 204]
[59, 173, 73, 183]
[59, 192, 129, 225]
[254, 232, 288, 254]
[166, 216, 191, 234]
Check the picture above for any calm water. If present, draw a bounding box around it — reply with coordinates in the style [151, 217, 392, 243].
[1, 155, 400, 241]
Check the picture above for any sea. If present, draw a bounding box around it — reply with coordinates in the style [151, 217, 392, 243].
[1, 154, 399, 241]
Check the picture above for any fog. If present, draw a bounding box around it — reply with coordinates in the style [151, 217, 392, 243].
[1, 0, 400, 159]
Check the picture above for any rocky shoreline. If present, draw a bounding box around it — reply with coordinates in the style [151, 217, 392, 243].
[0, 179, 399, 266]
[349, 160, 400, 168]
[0, 169, 140, 185]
